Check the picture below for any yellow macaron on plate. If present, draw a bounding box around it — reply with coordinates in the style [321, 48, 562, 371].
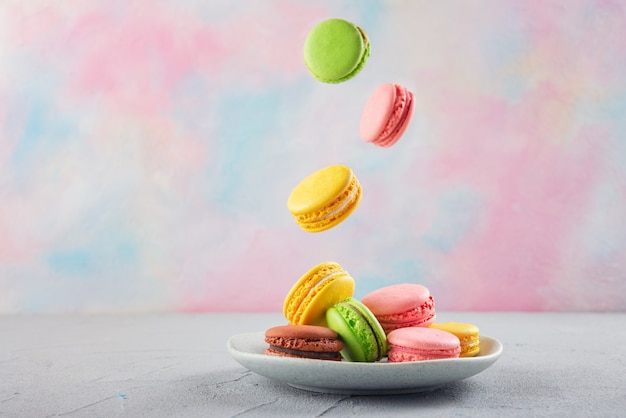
[283, 261, 355, 326]
[430, 322, 481, 357]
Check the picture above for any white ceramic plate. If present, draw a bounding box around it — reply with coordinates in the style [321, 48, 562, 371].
[227, 332, 503, 395]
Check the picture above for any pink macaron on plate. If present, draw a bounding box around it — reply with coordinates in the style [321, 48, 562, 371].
[227, 332, 502, 395]
[362, 283, 437, 334]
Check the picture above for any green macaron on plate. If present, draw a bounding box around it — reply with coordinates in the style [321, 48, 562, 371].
[227, 332, 502, 395]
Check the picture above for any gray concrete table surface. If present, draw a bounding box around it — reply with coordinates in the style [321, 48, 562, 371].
[1, 312, 625, 417]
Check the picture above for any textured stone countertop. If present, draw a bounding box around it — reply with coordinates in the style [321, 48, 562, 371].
[1, 312, 625, 417]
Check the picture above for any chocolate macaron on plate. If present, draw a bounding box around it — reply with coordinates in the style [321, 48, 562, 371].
[227, 332, 502, 395]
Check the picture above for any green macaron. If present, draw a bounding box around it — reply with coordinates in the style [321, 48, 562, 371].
[325, 297, 387, 362]
[303, 18, 370, 84]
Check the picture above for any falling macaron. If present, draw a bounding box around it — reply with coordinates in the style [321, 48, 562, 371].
[287, 164, 362, 232]
[303, 18, 370, 84]
[360, 83, 415, 147]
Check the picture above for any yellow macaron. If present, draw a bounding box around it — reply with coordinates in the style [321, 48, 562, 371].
[429, 322, 480, 357]
[283, 261, 355, 326]
[287, 164, 362, 232]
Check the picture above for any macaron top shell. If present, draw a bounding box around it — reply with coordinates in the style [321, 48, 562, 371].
[361, 283, 432, 316]
[304, 18, 370, 83]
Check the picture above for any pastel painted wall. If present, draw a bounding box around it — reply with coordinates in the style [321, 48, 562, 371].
[1, 1, 625, 313]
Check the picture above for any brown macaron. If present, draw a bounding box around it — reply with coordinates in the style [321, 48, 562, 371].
[265, 324, 344, 361]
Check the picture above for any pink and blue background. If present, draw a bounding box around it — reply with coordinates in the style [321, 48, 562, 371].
[1, 1, 625, 313]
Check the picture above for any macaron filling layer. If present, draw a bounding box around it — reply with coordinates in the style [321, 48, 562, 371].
[298, 271, 343, 307]
[316, 180, 361, 222]
[292, 175, 362, 231]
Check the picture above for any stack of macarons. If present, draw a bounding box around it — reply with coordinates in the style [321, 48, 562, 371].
[267, 18, 480, 363]
[266, 261, 481, 363]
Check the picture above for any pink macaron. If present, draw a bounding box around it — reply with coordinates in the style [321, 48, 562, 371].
[387, 327, 461, 362]
[361, 283, 436, 334]
[359, 83, 415, 147]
